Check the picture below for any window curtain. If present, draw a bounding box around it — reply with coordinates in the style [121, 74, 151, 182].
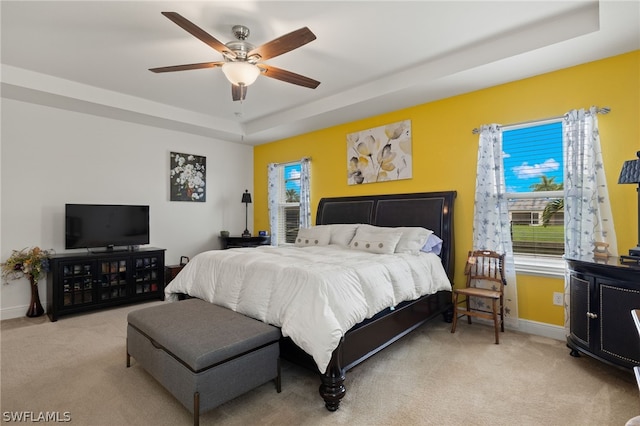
[299, 158, 311, 228]
[563, 107, 617, 330]
[267, 163, 279, 246]
[266, 158, 311, 246]
[563, 107, 618, 257]
[473, 124, 519, 324]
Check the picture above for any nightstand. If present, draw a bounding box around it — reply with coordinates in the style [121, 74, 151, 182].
[165, 256, 189, 286]
[220, 235, 271, 249]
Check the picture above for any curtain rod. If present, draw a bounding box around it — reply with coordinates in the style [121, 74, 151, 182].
[471, 106, 611, 135]
[270, 156, 311, 167]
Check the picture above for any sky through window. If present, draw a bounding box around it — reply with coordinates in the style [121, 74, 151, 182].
[503, 122, 563, 193]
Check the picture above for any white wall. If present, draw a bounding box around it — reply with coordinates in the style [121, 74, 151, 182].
[1, 98, 253, 319]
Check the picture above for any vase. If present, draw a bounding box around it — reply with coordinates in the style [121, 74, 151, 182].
[26, 277, 45, 318]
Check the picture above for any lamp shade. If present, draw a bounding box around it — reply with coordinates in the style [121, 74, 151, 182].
[222, 62, 260, 86]
[242, 190, 252, 204]
[619, 151, 640, 184]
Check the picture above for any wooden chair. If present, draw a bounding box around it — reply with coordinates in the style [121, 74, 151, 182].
[451, 250, 506, 344]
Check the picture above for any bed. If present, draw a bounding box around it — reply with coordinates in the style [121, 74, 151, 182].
[165, 191, 456, 411]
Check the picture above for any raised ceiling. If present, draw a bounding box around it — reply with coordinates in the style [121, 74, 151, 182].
[1, 1, 638, 145]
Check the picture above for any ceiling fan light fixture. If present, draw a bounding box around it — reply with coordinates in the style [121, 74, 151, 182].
[221, 62, 260, 86]
[152, 13, 320, 100]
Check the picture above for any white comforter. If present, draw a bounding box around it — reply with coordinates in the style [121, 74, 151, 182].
[164, 245, 451, 373]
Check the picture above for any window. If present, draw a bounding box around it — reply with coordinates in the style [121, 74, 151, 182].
[503, 120, 564, 259]
[268, 159, 310, 246]
[277, 162, 301, 244]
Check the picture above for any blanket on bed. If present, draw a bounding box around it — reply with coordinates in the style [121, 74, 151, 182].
[164, 245, 451, 373]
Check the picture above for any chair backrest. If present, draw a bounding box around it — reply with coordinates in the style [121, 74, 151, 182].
[464, 250, 506, 291]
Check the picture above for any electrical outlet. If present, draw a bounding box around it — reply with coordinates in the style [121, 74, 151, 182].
[553, 292, 564, 306]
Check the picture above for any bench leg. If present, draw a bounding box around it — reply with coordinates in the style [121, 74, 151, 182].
[126, 338, 131, 367]
[193, 391, 199, 426]
[275, 358, 282, 393]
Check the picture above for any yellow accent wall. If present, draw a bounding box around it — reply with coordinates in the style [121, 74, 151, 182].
[254, 51, 639, 327]
[517, 275, 564, 325]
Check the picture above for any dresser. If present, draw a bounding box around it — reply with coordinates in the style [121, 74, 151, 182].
[566, 255, 640, 369]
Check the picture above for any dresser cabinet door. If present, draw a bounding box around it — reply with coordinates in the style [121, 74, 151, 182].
[599, 279, 640, 366]
[569, 273, 591, 347]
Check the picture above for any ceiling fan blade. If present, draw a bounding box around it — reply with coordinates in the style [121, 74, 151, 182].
[161, 12, 236, 59]
[258, 64, 320, 89]
[149, 62, 224, 73]
[232, 84, 247, 102]
[249, 27, 316, 61]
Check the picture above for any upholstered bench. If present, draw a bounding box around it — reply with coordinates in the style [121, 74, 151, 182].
[126, 299, 281, 426]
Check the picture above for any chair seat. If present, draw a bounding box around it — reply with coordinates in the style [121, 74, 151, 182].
[454, 287, 501, 299]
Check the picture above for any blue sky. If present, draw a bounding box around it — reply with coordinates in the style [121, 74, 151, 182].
[502, 122, 563, 193]
[284, 164, 301, 193]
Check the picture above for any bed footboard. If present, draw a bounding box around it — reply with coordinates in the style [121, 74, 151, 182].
[281, 290, 453, 411]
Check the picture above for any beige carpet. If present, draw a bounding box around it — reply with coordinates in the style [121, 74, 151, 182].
[1, 301, 637, 425]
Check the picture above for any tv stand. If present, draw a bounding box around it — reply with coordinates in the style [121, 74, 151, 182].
[46, 247, 165, 321]
[89, 245, 139, 254]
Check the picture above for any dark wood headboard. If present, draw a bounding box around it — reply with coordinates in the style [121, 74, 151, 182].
[316, 191, 456, 280]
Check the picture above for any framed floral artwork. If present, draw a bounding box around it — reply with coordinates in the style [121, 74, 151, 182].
[169, 152, 206, 202]
[347, 120, 412, 185]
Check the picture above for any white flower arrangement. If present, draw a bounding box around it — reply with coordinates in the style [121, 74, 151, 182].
[170, 153, 206, 201]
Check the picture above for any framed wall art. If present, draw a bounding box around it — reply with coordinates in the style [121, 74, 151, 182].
[169, 151, 206, 202]
[347, 120, 412, 185]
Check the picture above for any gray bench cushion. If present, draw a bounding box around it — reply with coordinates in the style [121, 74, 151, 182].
[127, 299, 280, 372]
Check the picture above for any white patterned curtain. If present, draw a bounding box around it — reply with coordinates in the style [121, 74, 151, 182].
[267, 159, 312, 246]
[563, 107, 618, 258]
[563, 107, 617, 330]
[299, 158, 311, 228]
[473, 124, 519, 323]
[267, 163, 279, 246]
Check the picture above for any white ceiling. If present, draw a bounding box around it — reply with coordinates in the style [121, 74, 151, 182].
[1, 1, 638, 145]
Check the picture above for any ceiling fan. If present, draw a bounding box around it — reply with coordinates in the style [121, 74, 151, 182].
[150, 12, 320, 101]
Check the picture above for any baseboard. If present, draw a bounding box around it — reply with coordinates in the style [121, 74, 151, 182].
[515, 318, 566, 341]
[471, 317, 566, 341]
[0, 302, 48, 321]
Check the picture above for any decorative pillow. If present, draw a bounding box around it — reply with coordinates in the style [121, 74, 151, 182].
[394, 227, 434, 254]
[420, 233, 443, 255]
[294, 226, 331, 247]
[349, 226, 402, 254]
[327, 224, 359, 247]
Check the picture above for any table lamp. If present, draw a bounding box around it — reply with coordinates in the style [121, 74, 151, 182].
[242, 189, 252, 237]
[619, 151, 640, 259]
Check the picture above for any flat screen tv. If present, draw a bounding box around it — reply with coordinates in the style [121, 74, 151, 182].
[65, 204, 150, 251]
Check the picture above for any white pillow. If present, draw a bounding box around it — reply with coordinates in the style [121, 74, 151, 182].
[327, 224, 359, 247]
[349, 226, 402, 254]
[394, 227, 434, 254]
[294, 226, 331, 247]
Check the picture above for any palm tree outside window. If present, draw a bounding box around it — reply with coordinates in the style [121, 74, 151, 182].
[503, 121, 565, 257]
